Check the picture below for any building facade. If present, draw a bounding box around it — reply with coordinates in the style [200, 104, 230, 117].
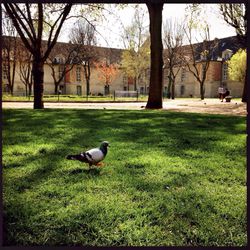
[1, 35, 244, 98]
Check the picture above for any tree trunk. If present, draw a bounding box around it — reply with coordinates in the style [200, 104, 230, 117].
[171, 80, 175, 100]
[200, 82, 205, 100]
[54, 84, 59, 95]
[167, 77, 172, 99]
[28, 84, 32, 96]
[146, 3, 164, 109]
[241, 52, 247, 102]
[84, 62, 91, 96]
[32, 59, 44, 109]
[25, 84, 28, 97]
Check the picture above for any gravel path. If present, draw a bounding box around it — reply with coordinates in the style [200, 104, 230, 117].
[3, 99, 247, 116]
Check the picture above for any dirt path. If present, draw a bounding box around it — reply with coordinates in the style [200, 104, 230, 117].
[2, 99, 247, 116]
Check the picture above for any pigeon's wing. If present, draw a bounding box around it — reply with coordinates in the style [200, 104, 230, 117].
[86, 148, 104, 163]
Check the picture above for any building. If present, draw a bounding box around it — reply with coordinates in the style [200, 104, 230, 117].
[162, 36, 244, 98]
[1, 35, 245, 98]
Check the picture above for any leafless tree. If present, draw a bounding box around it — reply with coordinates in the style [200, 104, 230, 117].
[47, 44, 79, 94]
[18, 44, 33, 97]
[163, 18, 185, 99]
[2, 12, 18, 95]
[3, 3, 72, 108]
[69, 19, 97, 96]
[182, 6, 215, 100]
[120, 5, 150, 92]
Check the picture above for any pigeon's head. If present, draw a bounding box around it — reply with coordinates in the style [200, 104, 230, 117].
[100, 141, 109, 148]
[99, 141, 109, 155]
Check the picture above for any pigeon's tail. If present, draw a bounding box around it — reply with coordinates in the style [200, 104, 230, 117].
[66, 153, 89, 163]
[67, 154, 84, 161]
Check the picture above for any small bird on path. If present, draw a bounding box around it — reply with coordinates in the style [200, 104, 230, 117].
[66, 141, 109, 168]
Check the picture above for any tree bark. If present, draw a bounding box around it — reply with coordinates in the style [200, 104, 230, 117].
[146, 3, 164, 109]
[171, 78, 175, 100]
[241, 69, 247, 102]
[241, 48, 247, 102]
[200, 82, 205, 100]
[32, 58, 44, 109]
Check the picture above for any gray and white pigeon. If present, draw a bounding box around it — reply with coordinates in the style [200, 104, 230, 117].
[66, 141, 109, 167]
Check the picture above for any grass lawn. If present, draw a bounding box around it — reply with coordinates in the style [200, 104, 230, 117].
[2, 109, 246, 246]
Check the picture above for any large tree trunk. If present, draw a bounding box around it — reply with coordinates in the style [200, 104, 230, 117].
[32, 59, 44, 109]
[241, 73, 247, 102]
[241, 50, 247, 102]
[146, 3, 164, 109]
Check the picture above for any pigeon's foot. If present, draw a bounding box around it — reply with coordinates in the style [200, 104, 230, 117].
[95, 162, 105, 167]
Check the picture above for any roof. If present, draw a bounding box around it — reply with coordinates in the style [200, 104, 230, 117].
[163, 35, 244, 63]
[1, 35, 123, 64]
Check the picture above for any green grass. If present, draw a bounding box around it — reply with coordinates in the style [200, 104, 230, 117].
[2, 109, 246, 246]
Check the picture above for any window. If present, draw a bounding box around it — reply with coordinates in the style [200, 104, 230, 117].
[181, 68, 186, 82]
[76, 67, 81, 82]
[222, 49, 233, 60]
[53, 56, 65, 64]
[140, 87, 144, 94]
[77, 85, 82, 96]
[180, 85, 185, 95]
[123, 75, 127, 85]
[59, 65, 64, 78]
[222, 63, 228, 81]
[2, 65, 8, 80]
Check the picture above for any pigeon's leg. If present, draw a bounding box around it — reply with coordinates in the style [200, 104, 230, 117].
[89, 163, 94, 169]
[95, 162, 105, 167]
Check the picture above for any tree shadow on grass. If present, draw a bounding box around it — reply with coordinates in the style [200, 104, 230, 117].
[2, 109, 246, 245]
[69, 168, 101, 176]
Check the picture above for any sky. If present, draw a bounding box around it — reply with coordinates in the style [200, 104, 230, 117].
[57, 4, 236, 49]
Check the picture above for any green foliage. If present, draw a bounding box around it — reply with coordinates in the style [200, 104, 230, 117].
[121, 45, 150, 79]
[3, 109, 246, 246]
[228, 49, 246, 82]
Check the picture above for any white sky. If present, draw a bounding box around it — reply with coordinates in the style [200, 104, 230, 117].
[58, 4, 236, 48]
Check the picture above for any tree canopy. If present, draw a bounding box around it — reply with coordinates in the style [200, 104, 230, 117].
[228, 49, 246, 83]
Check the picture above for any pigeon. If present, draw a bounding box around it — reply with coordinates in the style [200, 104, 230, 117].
[66, 141, 109, 168]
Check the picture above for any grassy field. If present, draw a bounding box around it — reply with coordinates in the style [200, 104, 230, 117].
[2, 109, 246, 246]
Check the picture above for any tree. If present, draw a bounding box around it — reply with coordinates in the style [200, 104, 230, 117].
[228, 49, 246, 82]
[120, 5, 150, 91]
[69, 19, 97, 96]
[163, 18, 184, 99]
[94, 60, 118, 95]
[18, 43, 33, 97]
[3, 3, 73, 109]
[2, 13, 18, 96]
[182, 5, 214, 100]
[146, 3, 164, 109]
[219, 3, 247, 102]
[47, 44, 78, 94]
